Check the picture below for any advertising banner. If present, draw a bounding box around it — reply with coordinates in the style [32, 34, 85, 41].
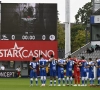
[0, 41, 58, 61]
[0, 70, 16, 78]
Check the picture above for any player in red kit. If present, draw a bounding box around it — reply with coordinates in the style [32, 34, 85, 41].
[73, 57, 81, 86]
[69, 56, 86, 86]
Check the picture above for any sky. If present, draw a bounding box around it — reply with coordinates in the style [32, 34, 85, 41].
[1, 0, 91, 23]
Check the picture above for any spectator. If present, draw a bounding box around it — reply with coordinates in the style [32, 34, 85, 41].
[86, 48, 91, 54]
[16, 66, 19, 77]
[0, 64, 5, 70]
[16, 65, 21, 78]
[95, 44, 100, 51]
[86, 47, 94, 54]
[90, 47, 94, 53]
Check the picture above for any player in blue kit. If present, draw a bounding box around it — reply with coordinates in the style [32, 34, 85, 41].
[88, 58, 95, 86]
[38, 55, 48, 86]
[80, 56, 88, 86]
[49, 54, 57, 86]
[96, 58, 100, 85]
[66, 55, 74, 86]
[29, 57, 38, 86]
[57, 58, 66, 86]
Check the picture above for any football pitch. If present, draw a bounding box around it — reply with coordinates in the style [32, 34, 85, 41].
[0, 78, 100, 90]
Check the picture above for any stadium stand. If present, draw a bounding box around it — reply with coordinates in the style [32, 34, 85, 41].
[71, 43, 100, 60]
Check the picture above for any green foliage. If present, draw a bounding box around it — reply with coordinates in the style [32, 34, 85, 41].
[57, 22, 65, 49]
[71, 24, 84, 38]
[72, 29, 90, 51]
[71, 24, 84, 52]
[57, 1, 92, 51]
[57, 23, 90, 52]
[75, 2, 92, 24]
[71, 2, 91, 52]
[73, 30, 86, 50]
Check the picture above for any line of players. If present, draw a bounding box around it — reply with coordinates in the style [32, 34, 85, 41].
[29, 54, 100, 86]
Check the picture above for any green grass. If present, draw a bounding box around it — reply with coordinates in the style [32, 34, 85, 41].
[0, 78, 100, 90]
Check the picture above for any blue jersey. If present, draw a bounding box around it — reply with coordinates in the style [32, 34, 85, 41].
[86, 62, 89, 72]
[58, 59, 65, 71]
[39, 58, 48, 76]
[49, 58, 57, 71]
[39, 58, 48, 70]
[49, 58, 57, 76]
[81, 61, 88, 72]
[97, 59, 100, 67]
[66, 60, 74, 76]
[30, 62, 38, 69]
[58, 59, 65, 78]
[80, 61, 88, 77]
[89, 61, 95, 73]
[66, 60, 74, 71]
[88, 61, 95, 78]
[97, 59, 100, 77]
[29, 62, 38, 78]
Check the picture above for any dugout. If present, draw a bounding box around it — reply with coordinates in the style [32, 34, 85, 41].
[0, 61, 30, 77]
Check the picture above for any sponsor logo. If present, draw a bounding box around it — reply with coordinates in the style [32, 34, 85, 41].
[49, 35, 55, 41]
[0, 42, 55, 59]
[1, 34, 9, 40]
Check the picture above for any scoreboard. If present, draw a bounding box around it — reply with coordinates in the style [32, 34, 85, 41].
[0, 3, 57, 41]
[0, 2, 58, 61]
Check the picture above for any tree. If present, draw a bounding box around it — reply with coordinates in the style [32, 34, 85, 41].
[71, 24, 84, 52]
[72, 30, 90, 51]
[72, 2, 91, 52]
[75, 2, 92, 25]
[57, 21, 65, 49]
[71, 24, 84, 39]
